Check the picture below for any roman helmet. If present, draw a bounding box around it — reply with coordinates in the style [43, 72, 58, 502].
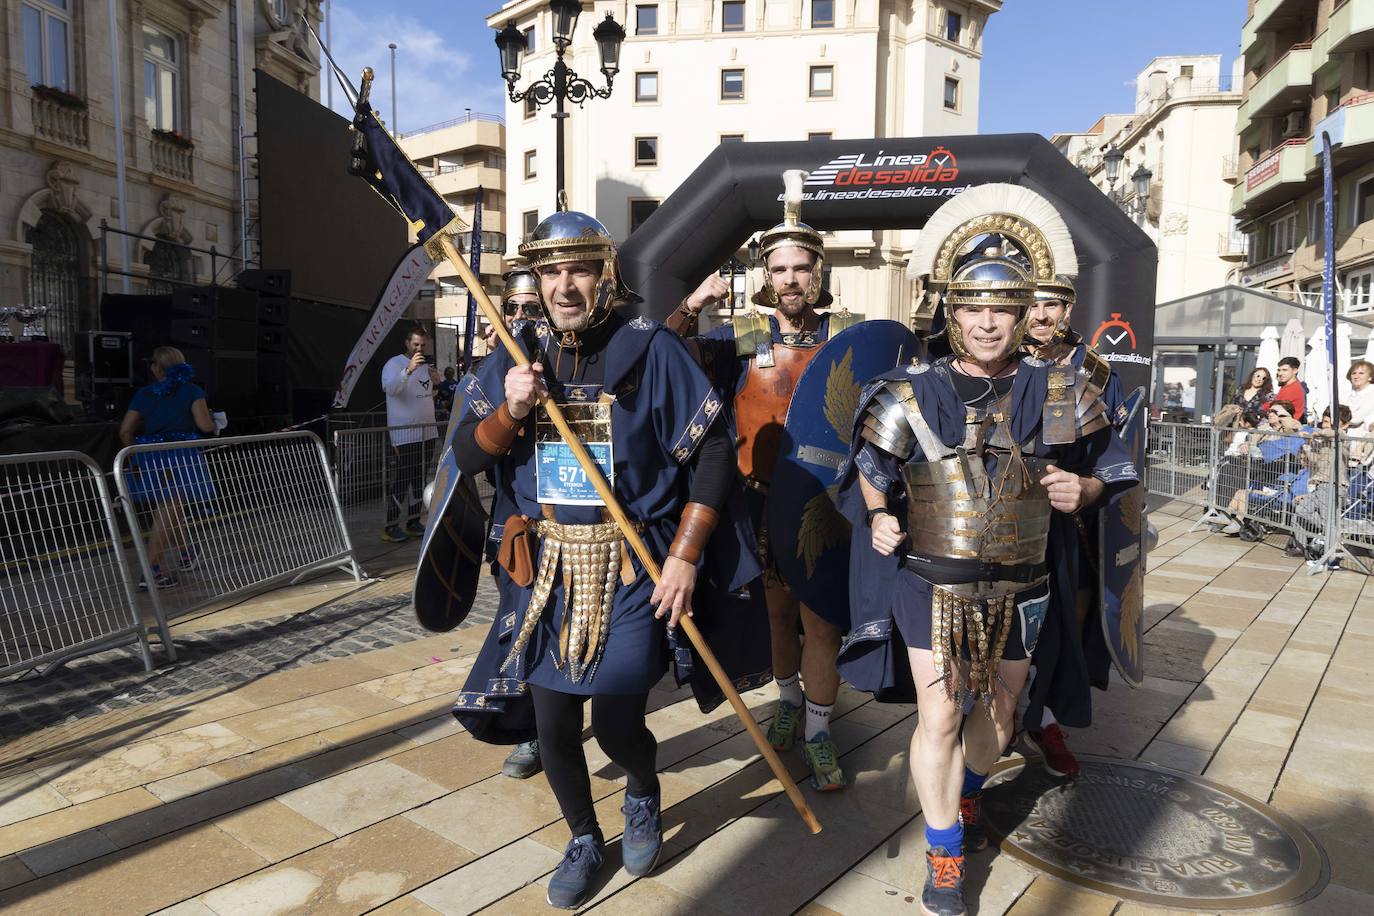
[757, 170, 826, 306]
[907, 183, 1078, 362]
[516, 209, 630, 332]
[500, 267, 540, 304]
[1033, 273, 1079, 346]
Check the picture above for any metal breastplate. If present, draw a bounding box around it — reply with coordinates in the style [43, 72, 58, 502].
[895, 389, 1051, 565]
[735, 343, 822, 483]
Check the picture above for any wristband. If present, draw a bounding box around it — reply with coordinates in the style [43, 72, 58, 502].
[865, 507, 890, 527]
[668, 502, 719, 565]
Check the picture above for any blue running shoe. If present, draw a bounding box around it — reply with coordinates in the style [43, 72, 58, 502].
[620, 791, 662, 877]
[546, 833, 604, 909]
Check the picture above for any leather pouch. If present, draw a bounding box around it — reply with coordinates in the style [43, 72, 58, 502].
[498, 514, 535, 587]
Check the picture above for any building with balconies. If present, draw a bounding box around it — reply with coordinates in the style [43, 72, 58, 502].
[0, 0, 322, 362]
[399, 114, 508, 361]
[1051, 55, 1243, 304]
[1233, 0, 1374, 314]
[488, 0, 1001, 325]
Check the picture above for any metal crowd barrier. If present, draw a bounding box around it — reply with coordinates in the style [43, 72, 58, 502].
[332, 423, 447, 549]
[114, 431, 359, 659]
[0, 451, 152, 678]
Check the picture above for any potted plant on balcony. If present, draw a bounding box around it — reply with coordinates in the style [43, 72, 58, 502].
[32, 84, 87, 111]
[152, 128, 195, 151]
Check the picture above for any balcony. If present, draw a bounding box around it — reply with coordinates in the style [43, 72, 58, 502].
[1249, 44, 1314, 118]
[1236, 139, 1311, 216]
[1218, 230, 1249, 261]
[1252, 0, 1312, 33]
[150, 132, 194, 183]
[1330, 0, 1374, 53]
[30, 91, 89, 151]
[432, 164, 505, 196]
[1309, 92, 1374, 168]
[1221, 154, 1240, 184]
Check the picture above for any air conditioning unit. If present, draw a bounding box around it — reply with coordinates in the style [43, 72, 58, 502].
[1283, 110, 1307, 138]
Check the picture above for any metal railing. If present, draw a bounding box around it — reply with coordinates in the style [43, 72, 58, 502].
[1148, 421, 1374, 568]
[332, 423, 445, 552]
[399, 111, 505, 138]
[114, 431, 359, 657]
[1, 451, 152, 679]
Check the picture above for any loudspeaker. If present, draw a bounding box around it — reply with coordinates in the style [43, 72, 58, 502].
[258, 296, 288, 326]
[257, 327, 286, 354]
[207, 351, 258, 418]
[169, 318, 259, 352]
[77, 331, 134, 384]
[238, 268, 291, 297]
[171, 286, 259, 322]
[257, 355, 290, 415]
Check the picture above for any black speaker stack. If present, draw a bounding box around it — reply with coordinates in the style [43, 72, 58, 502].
[100, 271, 294, 427]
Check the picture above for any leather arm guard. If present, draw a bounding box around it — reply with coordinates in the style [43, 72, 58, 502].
[668, 502, 719, 565]
[664, 299, 700, 336]
[475, 403, 523, 456]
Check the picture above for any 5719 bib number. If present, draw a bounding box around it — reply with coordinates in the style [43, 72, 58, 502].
[536, 441, 613, 505]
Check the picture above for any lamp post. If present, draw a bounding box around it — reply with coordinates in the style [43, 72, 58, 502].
[495, 1, 625, 209]
[1102, 146, 1124, 192]
[388, 42, 397, 133]
[1131, 164, 1154, 220]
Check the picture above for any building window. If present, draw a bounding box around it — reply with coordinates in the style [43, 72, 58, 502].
[1310, 197, 1327, 244]
[721, 68, 745, 101]
[635, 136, 659, 166]
[808, 132, 832, 141]
[809, 65, 834, 98]
[943, 76, 960, 112]
[635, 71, 659, 102]
[23, 1, 72, 92]
[1265, 213, 1296, 260]
[722, 1, 745, 32]
[812, 0, 835, 28]
[636, 4, 658, 35]
[1344, 268, 1374, 312]
[524, 96, 537, 119]
[629, 199, 660, 233]
[26, 210, 83, 355]
[945, 10, 962, 43]
[524, 26, 535, 52]
[522, 209, 539, 239]
[1355, 176, 1374, 226]
[720, 133, 744, 143]
[143, 24, 181, 132]
[146, 238, 193, 295]
[524, 149, 537, 179]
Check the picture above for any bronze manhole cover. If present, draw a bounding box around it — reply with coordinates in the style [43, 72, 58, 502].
[982, 757, 1326, 909]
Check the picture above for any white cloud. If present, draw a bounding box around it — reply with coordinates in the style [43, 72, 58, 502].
[320, 2, 506, 133]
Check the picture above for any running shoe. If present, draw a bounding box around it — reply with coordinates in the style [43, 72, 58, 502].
[404, 520, 426, 538]
[959, 792, 987, 852]
[546, 833, 604, 910]
[501, 740, 542, 779]
[620, 790, 662, 877]
[381, 525, 408, 543]
[138, 571, 178, 590]
[920, 846, 967, 916]
[766, 699, 803, 752]
[802, 732, 847, 791]
[1024, 723, 1081, 778]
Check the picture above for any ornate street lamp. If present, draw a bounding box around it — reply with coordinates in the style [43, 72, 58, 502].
[1131, 164, 1153, 219]
[496, 6, 626, 208]
[1102, 146, 1124, 190]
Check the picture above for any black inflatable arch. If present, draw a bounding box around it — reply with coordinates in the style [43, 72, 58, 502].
[620, 134, 1157, 393]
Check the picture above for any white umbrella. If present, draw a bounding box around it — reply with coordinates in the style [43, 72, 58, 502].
[1337, 323, 1354, 403]
[1280, 318, 1306, 362]
[1305, 326, 1330, 423]
[1256, 325, 1281, 383]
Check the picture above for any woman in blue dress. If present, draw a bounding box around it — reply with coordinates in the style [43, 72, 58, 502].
[119, 346, 216, 588]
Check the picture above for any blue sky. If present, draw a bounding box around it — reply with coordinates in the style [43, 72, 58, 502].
[319, 1, 1248, 137]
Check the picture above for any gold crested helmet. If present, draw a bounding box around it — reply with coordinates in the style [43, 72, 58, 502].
[908, 184, 1079, 362]
[516, 210, 630, 326]
[758, 169, 826, 306]
[1032, 273, 1078, 346]
[500, 267, 539, 304]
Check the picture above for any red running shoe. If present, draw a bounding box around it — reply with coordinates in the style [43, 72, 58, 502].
[1024, 723, 1081, 778]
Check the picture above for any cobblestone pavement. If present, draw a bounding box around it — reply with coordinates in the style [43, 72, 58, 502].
[0, 499, 1368, 914]
[0, 574, 500, 739]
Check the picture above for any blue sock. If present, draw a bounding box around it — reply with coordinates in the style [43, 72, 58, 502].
[962, 767, 988, 798]
[925, 821, 963, 857]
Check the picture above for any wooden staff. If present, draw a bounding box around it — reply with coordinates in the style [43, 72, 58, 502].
[434, 233, 822, 835]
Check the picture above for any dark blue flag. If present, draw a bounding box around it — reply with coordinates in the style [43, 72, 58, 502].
[350, 98, 459, 245]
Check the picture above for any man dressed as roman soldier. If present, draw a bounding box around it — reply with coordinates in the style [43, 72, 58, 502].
[667, 170, 858, 792]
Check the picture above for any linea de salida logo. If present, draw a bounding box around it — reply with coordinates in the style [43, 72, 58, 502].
[788, 146, 968, 201]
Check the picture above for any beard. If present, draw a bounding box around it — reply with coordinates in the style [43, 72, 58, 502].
[774, 288, 809, 319]
[548, 305, 591, 332]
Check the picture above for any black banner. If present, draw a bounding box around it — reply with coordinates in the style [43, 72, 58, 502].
[621, 134, 1157, 392]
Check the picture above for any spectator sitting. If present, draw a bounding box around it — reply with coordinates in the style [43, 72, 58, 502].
[1235, 367, 1274, 420]
[1289, 406, 1352, 559]
[118, 346, 216, 589]
[1214, 401, 1303, 535]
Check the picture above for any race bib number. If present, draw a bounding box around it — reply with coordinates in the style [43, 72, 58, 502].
[536, 440, 614, 505]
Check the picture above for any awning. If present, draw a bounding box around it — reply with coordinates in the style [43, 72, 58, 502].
[1153, 284, 1374, 346]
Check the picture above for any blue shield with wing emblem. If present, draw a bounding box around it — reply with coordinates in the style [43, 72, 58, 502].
[1099, 385, 1148, 686]
[413, 373, 490, 632]
[766, 320, 918, 624]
